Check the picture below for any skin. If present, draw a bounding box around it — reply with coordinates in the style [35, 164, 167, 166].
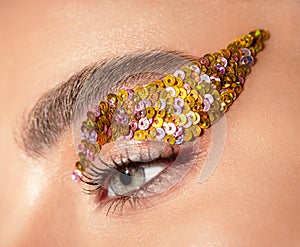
[0, 0, 299, 246]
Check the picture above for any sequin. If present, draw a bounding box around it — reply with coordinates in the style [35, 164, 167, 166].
[146, 107, 155, 118]
[166, 86, 177, 97]
[204, 94, 214, 104]
[156, 109, 166, 118]
[174, 97, 184, 107]
[149, 92, 159, 102]
[199, 113, 211, 128]
[214, 64, 225, 74]
[89, 131, 98, 143]
[97, 134, 109, 145]
[176, 114, 187, 126]
[130, 120, 138, 131]
[159, 99, 166, 110]
[241, 48, 251, 56]
[193, 112, 201, 125]
[203, 99, 211, 112]
[165, 95, 175, 105]
[240, 56, 254, 67]
[187, 78, 197, 88]
[73, 29, 270, 175]
[147, 127, 157, 139]
[182, 102, 191, 114]
[135, 86, 149, 99]
[138, 117, 150, 130]
[219, 57, 228, 67]
[134, 130, 147, 140]
[164, 75, 176, 86]
[173, 70, 185, 80]
[173, 104, 182, 115]
[198, 57, 210, 66]
[165, 105, 174, 115]
[152, 117, 163, 128]
[190, 64, 201, 74]
[182, 67, 192, 78]
[156, 128, 166, 140]
[124, 130, 134, 140]
[93, 105, 101, 117]
[174, 126, 183, 137]
[200, 74, 211, 83]
[190, 125, 202, 137]
[78, 143, 87, 153]
[189, 90, 199, 100]
[183, 128, 193, 142]
[135, 100, 145, 112]
[184, 95, 195, 107]
[86, 149, 95, 161]
[75, 160, 83, 171]
[107, 93, 119, 107]
[186, 111, 196, 123]
[163, 122, 177, 135]
[118, 89, 129, 101]
[183, 116, 193, 128]
[71, 169, 82, 182]
[178, 87, 187, 99]
[164, 135, 176, 145]
[175, 135, 184, 145]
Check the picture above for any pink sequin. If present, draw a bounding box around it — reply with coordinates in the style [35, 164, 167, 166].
[71, 170, 82, 182]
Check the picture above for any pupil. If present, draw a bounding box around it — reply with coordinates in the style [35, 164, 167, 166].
[120, 170, 132, 186]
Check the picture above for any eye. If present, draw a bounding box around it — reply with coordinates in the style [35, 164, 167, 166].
[79, 139, 201, 214]
[71, 30, 270, 215]
[109, 166, 146, 196]
[108, 163, 162, 196]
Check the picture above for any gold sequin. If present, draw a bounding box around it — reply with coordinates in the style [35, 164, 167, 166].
[146, 107, 156, 118]
[156, 109, 166, 118]
[152, 80, 164, 89]
[118, 90, 129, 101]
[134, 130, 147, 140]
[184, 95, 195, 107]
[106, 93, 119, 104]
[152, 117, 163, 128]
[185, 78, 196, 88]
[135, 86, 149, 99]
[183, 128, 193, 142]
[147, 127, 157, 139]
[74, 29, 270, 174]
[182, 102, 191, 114]
[175, 114, 188, 126]
[164, 135, 176, 145]
[182, 66, 192, 78]
[199, 113, 211, 128]
[99, 101, 109, 112]
[178, 88, 187, 99]
[164, 75, 176, 86]
[75, 161, 84, 171]
[190, 125, 202, 137]
[221, 89, 236, 106]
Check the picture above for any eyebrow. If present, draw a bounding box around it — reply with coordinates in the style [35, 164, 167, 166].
[19, 50, 193, 158]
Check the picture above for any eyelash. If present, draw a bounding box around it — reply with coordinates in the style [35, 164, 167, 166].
[80, 145, 193, 215]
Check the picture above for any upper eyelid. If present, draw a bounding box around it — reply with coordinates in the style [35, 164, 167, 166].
[18, 50, 192, 159]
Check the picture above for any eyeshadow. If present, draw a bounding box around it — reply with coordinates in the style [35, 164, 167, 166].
[72, 29, 270, 179]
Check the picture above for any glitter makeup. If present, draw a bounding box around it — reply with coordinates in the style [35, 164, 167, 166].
[73, 29, 270, 179]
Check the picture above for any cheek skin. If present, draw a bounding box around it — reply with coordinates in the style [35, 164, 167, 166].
[0, 0, 299, 246]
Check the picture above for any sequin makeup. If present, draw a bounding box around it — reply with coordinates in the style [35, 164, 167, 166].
[73, 29, 269, 179]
